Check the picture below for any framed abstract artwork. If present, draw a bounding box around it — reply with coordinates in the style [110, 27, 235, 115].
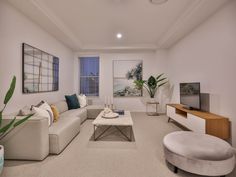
[22, 43, 59, 93]
[113, 60, 143, 97]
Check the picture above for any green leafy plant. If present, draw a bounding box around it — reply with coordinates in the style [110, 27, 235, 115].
[134, 73, 168, 98]
[0, 76, 33, 140]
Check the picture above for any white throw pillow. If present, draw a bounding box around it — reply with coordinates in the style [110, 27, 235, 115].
[77, 94, 87, 108]
[39, 102, 53, 118]
[33, 107, 53, 126]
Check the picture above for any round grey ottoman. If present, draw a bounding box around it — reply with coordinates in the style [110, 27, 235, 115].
[163, 131, 235, 177]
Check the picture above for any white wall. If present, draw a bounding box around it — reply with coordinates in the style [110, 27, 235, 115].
[167, 0, 236, 147]
[75, 50, 169, 112]
[0, 0, 74, 113]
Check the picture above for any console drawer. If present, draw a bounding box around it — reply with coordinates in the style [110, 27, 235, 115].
[166, 106, 175, 117]
[167, 106, 187, 127]
[187, 114, 206, 133]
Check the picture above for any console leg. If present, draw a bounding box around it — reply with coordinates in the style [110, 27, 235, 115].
[168, 117, 171, 123]
[174, 166, 178, 173]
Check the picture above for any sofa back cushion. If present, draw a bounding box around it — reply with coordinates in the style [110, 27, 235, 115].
[53, 100, 68, 114]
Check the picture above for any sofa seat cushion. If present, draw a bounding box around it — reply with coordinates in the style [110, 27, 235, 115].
[49, 116, 81, 154]
[163, 131, 234, 161]
[60, 108, 87, 123]
[86, 105, 104, 119]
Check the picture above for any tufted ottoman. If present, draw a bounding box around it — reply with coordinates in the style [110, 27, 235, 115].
[163, 131, 235, 177]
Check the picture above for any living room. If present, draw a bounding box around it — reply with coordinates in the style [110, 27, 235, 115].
[0, 0, 235, 177]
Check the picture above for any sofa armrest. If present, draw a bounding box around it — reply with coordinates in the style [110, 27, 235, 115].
[0, 115, 49, 160]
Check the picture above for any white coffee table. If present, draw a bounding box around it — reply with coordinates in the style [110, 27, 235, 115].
[92, 111, 133, 141]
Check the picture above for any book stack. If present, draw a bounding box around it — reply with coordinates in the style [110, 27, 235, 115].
[113, 109, 125, 115]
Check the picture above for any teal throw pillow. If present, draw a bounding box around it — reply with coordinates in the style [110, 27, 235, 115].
[65, 94, 80, 110]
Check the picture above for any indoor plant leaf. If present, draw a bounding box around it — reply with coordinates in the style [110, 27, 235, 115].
[156, 77, 167, 83]
[134, 74, 168, 98]
[0, 111, 2, 127]
[147, 76, 157, 89]
[4, 76, 16, 105]
[0, 76, 32, 139]
[0, 117, 16, 134]
[156, 73, 164, 81]
[134, 80, 145, 90]
[158, 81, 168, 88]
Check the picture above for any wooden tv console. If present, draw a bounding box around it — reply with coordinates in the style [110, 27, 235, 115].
[166, 104, 230, 140]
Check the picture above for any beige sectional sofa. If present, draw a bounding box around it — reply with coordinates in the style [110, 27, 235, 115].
[1, 100, 103, 160]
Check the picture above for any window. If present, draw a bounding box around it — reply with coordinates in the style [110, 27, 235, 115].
[79, 57, 99, 96]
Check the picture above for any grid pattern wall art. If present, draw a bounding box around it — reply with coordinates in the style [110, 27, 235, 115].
[22, 43, 59, 93]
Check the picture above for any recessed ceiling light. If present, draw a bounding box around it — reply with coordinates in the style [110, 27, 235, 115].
[150, 0, 168, 5]
[116, 33, 122, 39]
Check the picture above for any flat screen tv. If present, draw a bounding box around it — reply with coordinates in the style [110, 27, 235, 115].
[180, 82, 200, 110]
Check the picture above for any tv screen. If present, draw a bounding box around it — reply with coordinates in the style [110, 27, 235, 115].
[180, 82, 200, 110]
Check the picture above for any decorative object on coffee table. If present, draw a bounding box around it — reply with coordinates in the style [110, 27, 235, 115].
[113, 109, 125, 115]
[104, 96, 114, 109]
[102, 108, 119, 119]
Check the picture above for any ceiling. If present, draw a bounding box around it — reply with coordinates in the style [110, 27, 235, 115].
[7, 0, 229, 51]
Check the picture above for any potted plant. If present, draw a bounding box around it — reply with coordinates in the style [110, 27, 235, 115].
[0, 76, 33, 174]
[134, 73, 168, 101]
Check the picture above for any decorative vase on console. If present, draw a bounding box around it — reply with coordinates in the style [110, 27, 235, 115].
[148, 97, 157, 103]
[134, 73, 168, 102]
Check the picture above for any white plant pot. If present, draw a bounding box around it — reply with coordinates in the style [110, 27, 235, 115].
[148, 97, 157, 103]
[0, 145, 4, 174]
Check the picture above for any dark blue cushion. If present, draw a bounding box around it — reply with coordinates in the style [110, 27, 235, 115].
[65, 94, 80, 110]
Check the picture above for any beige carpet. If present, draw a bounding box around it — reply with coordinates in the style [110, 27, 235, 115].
[2, 113, 236, 177]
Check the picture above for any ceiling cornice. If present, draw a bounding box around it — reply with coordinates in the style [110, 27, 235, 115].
[80, 44, 158, 53]
[7, 0, 82, 51]
[157, 0, 229, 49]
[7, 0, 229, 52]
[30, 0, 83, 49]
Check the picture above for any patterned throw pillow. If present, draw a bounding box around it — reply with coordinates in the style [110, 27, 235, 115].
[17, 106, 35, 116]
[30, 100, 45, 110]
[65, 94, 80, 110]
[50, 105, 59, 122]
